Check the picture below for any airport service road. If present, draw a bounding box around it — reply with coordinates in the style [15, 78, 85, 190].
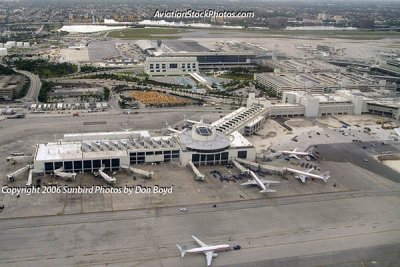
[15, 70, 42, 102]
[0, 191, 399, 266]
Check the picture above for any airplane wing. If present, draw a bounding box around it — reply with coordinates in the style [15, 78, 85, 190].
[241, 180, 257, 186]
[260, 179, 280, 184]
[186, 119, 201, 124]
[192, 235, 208, 247]
[293, 154, 301, 160]
[306, 168, 314, 173]
[299, 175, 306, 183]
[205, 251, 213, 266]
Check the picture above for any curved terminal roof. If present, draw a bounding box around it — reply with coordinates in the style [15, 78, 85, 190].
[178, 124, 230, 152]
[136, 40, 156, 51]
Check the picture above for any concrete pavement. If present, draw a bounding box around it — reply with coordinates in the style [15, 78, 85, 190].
[15, 70, 42, 102]
[0, 191, 399, 266]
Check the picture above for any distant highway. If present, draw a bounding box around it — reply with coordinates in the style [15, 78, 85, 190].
[15, 70, 41, 102]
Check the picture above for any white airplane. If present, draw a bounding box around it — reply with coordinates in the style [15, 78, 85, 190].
[165, 121, 187, 134]
[176, 235, 236, 267]
[185, 118, 203, 124]
[241, 170, 280, 193]
[281, 148, 317, 161]
[294, 168, 330, 183]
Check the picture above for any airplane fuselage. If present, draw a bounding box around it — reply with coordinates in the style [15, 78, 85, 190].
[281, 151, 314, 158]
[186, 244, 231, 254]
[287, 168, 325, 180]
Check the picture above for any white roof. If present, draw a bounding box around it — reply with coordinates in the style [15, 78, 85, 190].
[36, 141, 129, 161]
[64, 130, 150, 141]
[229, 131, 253, 148]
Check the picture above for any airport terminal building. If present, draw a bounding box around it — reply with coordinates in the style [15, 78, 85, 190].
[145, 57, 199, 76]
[34, 125, 256, 173]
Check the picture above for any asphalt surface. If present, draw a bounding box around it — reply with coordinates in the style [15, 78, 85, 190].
[0, 191, 399, 266]
[15, 69, 42, 102]
[224, 243, 400, 267]
[316, 141, 400, 183]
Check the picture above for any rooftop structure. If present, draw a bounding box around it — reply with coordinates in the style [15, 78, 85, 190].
[162, 40, 211, 53]
[136, 40, 158, 55]
[0, 75, 25, 100]
[255, 72, 385, 95]
[373, 60, 400, 76]
[143, 39, 257, 70]
[263, 59, 341, 73]
[145, 57, 198, 76]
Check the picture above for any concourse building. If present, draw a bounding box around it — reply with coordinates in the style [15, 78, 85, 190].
[34, 123, 256, 173]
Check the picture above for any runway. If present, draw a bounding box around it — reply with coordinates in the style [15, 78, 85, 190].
[1, 191, 399, 266]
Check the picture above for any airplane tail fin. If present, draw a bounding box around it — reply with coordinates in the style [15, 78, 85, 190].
[321, 171, 330, 182]
[176, 244, 187, 258]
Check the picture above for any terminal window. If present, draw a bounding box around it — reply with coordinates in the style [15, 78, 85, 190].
[74, 161, 82, 171]
[238, 151, 247, 159]
[93, 160, 101, 169]
[84, 160, 92, 170]
[54, 162, 63, 170]
[64, 161, 73, 171]
[44, 162, 54, 172]
[169, 63, 178, 68]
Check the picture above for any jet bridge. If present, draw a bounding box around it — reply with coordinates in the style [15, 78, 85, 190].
[120, 164, 154, 179]
[235, 158, 285, 174]
[26, 169, 33, 186]
[6, 165, 31, 182]
[232, 160, 250, 175]
[188, 161, 205, 181]
[96, 166, 116, 184]
[54, 167, 77, 180]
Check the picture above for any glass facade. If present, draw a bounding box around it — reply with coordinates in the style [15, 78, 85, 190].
[197, 55, 254, 65]
[129, 150, 179, 164]
[43, 158, 121, 173]
[191, 152, 229, 165]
